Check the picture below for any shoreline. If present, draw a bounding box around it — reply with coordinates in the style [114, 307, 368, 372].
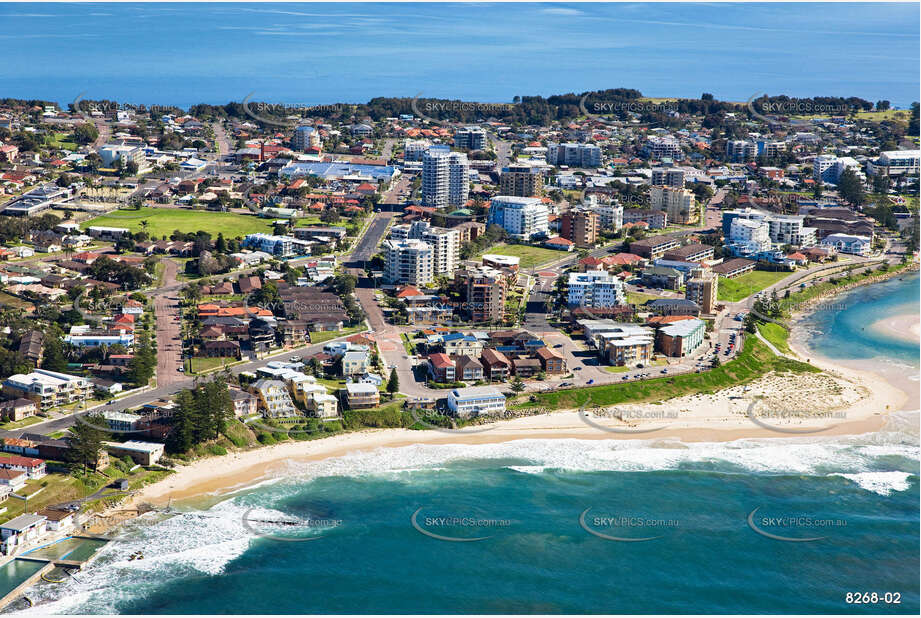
[92, 268, 919, 531]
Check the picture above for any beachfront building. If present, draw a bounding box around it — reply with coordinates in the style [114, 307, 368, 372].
[104, 440, 165, 466]
[343, 382, 380, 410]
[656, 318, 706, 357]
[446, 386, 506, 419]
[0, 514, 47, 555]
[820, 233, 872, 256]
[250, 379, 297, 418]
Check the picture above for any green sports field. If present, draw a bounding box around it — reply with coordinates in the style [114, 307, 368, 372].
[82, 207, 275, 238]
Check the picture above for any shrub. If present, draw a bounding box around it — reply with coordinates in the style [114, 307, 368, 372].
[209, 444, 227, 456]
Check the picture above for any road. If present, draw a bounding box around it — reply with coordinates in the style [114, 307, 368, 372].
[153, 259, 183, 387]
[346, 212, 394, 269]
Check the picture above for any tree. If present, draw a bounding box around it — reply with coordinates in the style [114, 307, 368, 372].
[73, 122, 99, 145]
[69, 414, 109, 473]
[386, 368, 399, 397]
[837, 169, 865, 206]
[510, 377, 525, 393]
[41, 337, 69, 372]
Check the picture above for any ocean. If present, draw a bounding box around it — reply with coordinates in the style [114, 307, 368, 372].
[9, 276, 920, 614]
[0, 2, 918, 108]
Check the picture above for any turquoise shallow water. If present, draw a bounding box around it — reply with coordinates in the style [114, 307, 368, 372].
[796, 272, 920, 367]
[11, 277, 920, 615]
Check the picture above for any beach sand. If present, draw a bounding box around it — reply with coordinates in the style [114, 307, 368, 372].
[113, 361, 903, 514]
[870, 312, 921, 344]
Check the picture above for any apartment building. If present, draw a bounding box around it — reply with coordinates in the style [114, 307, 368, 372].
[463, 266, 507, 323]
[685, 266, 718, 315]
[767, 215, 817, 246]
[651, 167, 685, 188]
[422, 147, 469, 208]
[728, 218, 771, 255]
[343, 382, 380, 410]
[98, 143, 145, 168]
[656, 318, 706, 357]
[643, 136, 683, 160]
[243, 233, 295, 256]
[757, 140, 786, 158]
[560, 210, 600, 248]
[567, 271, 625, 308]
[630, 234, 681, 260]
[591, 202, 623, 231]
[820, 233, 872, 256]
[623, 208, 667, 229]
[390, 220, 460, 275]
[250, 379, 297, 418]
[726, 140, 757, 163]
[546, 142, 602, 168]
[649, 186, 697, 225]
[383, 239, 434, 285]
[454, 126, 487, 150]
[499, 163, 543, 196]
[292, 125, 320, 151]
[866, 149, 920, 177]
[813, 154, 864, 184]
[487, 196, 549, 240]
[2, 370, 91, 410]
[447, 386, 506, 418]
[403, 139, 432, 161]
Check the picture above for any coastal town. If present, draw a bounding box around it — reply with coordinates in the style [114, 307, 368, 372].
[0, 90, 916, 590]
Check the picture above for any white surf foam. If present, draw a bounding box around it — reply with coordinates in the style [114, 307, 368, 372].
[830, 471, 915, 496]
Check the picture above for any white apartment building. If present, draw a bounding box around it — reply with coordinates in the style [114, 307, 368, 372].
[813, 154, 864, 184]
[422, 147, 469, 208]
[383, 239, 434, 285]
[2, 369, 91, 410]
[403, 139, 432, 161]
[866, 150, 921, 177]
[453, 126, 487, 150]
[292, 125, 320, 151]
[729, 218, 772, 255]
[98, 144, 145, 168]
[644, 135, 683, 161]
[649, 186, 697, 225]
[726, 140, 757, 163]
[567, 271, 626, 308]
[447, 386, 506, 418]
[592, 202, 624, 231]
[767, 214, 817, 246]
[487, 196, 550, 240]
[389, 220, 459, 275]
[821, 233, 872, 256]
[757, 140, 786, 158]
[546, 142, 602, 168]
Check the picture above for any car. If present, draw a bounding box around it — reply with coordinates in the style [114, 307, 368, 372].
[178, 367, 184, 372]
[587, 379, 594, 385]
[622, 375, 629, 380]
[573, 367, 582, 371]
[660, 368, 668, 374]
[553, 343, 564, 348]
[289, 355, 302, 362]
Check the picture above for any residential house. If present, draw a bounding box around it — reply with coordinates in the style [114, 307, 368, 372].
[343, 382, 380, 410]
[480, 348, 511, 381]
[535, 347, 566, 374]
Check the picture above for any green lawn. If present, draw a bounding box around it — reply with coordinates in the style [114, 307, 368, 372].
[479, 243, 564, 269]
[82, 207, 275, 238]
[515, 337, 818, 410]
[187, 356, 236, 373]
[758, 322, 792, 355]
[625, 291, 663, 306]
[308, 324, 366, 345]
[717, 270, 792, 302]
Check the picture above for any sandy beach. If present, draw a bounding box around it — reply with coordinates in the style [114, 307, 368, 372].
[870, 312, 921, 344]
[107, 356, 905, 517]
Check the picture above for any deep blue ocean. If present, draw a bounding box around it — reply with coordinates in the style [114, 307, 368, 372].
[11, 277, 920, 614]
[0, 3, 918, 108]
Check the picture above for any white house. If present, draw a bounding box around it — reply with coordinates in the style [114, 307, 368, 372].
[820, 233, 872, 256]
[446, 386, 506, 418]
